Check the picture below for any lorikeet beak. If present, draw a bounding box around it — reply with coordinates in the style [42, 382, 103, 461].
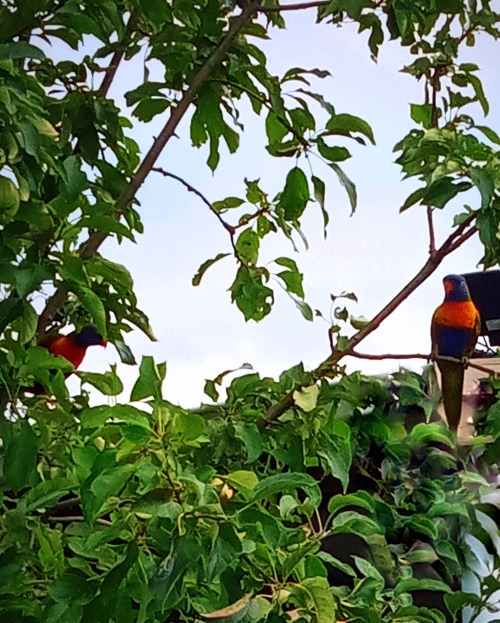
[444, 279, 453, 294]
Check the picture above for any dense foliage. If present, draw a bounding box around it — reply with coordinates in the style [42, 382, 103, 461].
[0, 1, 499, 622]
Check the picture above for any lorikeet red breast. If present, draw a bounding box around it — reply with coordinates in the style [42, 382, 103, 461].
[431, 274, 480, 432]
[22, 326, 107, 395]
[39, 325, 107, 369]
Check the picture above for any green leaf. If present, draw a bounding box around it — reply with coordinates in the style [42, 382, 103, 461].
[329, 510, 381, 538]
[78, 368, 124, 396]
[59, 156, 88, 202]
[212, 196, 245, 212]
[21, 477, 75, 513]
[470, 167, 494, 210]
[236, 229, 260, 265]
[3, 420, 39, 492]
[311, 175, 329, 236]
[294, 298, 314, 321]
[265, 111, 289, 144]
[301, 577, 336, 623]
[400, 187, 426, 212]
[405, 516, 439, 539]
[227, 470, 259, 490]
[0, 42, 45, 61]
[81, 464, 135, 522]
[192, 253, 230, 286]
[327, 491, 374, 516]
[48, 572, 97, 605]
[329, 163, 357, 214]
[113, 340, 137, 365]
[251, 473, 322, 508]
[278, 167, 310, 221]
[15, 264, 52, 297]
[293, 384, 319, 412]
[326, 113, 375, 145]
[171, 410, 207, 445]
[396, 578, 451, 595]
[230, 266, 274, 321]
[318, 431, 352, 494]
[422, 177, 471, 209]
[474, 124, 500, 145]
[275, 256, 305, 298]
[410, 103, 433, 129]
[468, 73, 489, 115]
[317, 137, 350, 162]
[130, 355, 166, 401]
[75, 287, 106, 336]
[133, 98, 170, 122]
[19, 301, 38, 344]
[444, 591, 483, 615]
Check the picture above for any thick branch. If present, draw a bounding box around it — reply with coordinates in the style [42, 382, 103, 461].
[37, 2, 260, 333]
[265, 214, 478, 423]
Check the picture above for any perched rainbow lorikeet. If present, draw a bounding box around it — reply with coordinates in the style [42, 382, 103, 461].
[24, 326, 107, 395]
[431, 274, 480, 432]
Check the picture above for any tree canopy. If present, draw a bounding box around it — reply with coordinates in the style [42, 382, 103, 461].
[0, 1, 500, 622]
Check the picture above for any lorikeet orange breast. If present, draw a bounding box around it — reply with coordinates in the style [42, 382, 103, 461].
[39, 325, 107, 369]
[431, 275, 480, 432]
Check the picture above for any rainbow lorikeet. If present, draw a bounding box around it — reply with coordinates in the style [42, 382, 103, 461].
[39, 325, 107, 368]
[23, 326, 107, 395]
[431, 274, 480, 432]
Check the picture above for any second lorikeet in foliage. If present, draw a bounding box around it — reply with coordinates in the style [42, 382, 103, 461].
[431, 274, 480, 433]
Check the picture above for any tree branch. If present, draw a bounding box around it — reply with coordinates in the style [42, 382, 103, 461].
[265, 214, 478, 423]
[427, 206, 436, 256]
[350, 351, 430, 360]
[37, 1, 261, 333]
[98, 10, 139, 97]
[152, 167, 238, 255]
[259, 1, 329, 12]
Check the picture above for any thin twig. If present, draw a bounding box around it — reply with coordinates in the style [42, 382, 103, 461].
[350, 351, 499, 376]
[37, 2, 261, 333]
[350, 351, 430, 360]
[152, 167, 238, 254]
[259, 1, 329, 12]
[47, 516, 113, 526]
[98, 11, 139, 97]
[427, 206, 436, 256]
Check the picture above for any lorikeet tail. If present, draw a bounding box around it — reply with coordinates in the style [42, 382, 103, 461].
[437, 359, 464, 433]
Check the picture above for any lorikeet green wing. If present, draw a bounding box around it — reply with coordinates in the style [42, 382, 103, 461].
[431, 274, 480, 432]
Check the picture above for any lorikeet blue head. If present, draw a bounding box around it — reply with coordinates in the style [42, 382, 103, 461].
[73, 325, 107, 348]
[442, 274, 472, 302]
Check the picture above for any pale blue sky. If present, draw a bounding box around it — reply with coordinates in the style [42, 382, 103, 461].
[78, 7, 500, 407]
